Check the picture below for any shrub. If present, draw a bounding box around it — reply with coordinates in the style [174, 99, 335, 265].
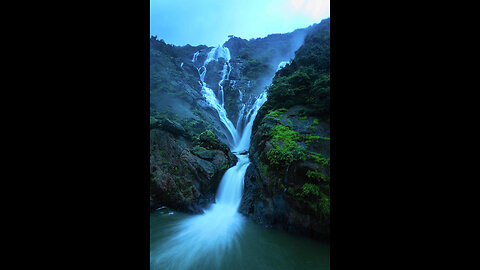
[266, 125, 306, 169]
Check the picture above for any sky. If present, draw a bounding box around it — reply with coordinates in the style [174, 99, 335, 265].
[150, 0, 330, 47]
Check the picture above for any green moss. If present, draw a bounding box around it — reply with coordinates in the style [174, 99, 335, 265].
[304, 135, 329, 145]
[192, 145, 207, 151]
[194, 130, 226, 151]
[305, 135, 321, 145]
[276, 178, 286, 189]
[299, 116, 308, 120]
[220, 164, 230, 171]
[318, 192, 330, 217]
[270, 125, 300, 145]
[266, 108, 288, 118]
[264, 108, 288, 123]
[266, 125, 306, 169]
[243, 58, 269, 80]
[259, 162, 269, 178]
[308, 119, 320, 132]
[293, 183, 330, 218]
[308, 152, 330, 167]
[150, 116, 159, 127]
[306, 170, 329, 182]
[296, 183, 320, 197]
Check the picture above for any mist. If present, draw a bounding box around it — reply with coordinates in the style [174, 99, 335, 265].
[150, 0, 330, 47]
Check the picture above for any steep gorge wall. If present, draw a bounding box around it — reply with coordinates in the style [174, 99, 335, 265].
[150, 19, 330, 241]
[239, 19, 331, 240]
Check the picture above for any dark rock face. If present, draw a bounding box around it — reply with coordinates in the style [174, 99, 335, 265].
[150, 19, 330, 241]
[239, 19, 331, 241]
[160, 118, 186, 137]
[240, 105, 330, 241]
[150, 128, 236, 213]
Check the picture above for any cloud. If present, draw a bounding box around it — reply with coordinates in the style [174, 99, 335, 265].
[150, 0, 330, 46]
[285, 0, 330, 20]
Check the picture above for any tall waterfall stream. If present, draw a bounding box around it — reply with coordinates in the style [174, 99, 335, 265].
[150, 46, 329, 270]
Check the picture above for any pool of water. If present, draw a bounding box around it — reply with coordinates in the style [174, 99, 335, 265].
[150, 209, 330, 270]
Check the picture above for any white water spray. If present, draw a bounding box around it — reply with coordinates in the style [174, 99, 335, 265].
[277, 60, 290, 71]
[192, 51, 199, 63]
[153, 47, 273, 270]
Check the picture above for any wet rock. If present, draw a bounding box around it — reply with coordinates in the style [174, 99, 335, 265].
[160, 118, 186, 137]
[241, 105, 330, 241]
[150, 129, 236, 213]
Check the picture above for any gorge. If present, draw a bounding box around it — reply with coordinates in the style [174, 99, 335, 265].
[150, 18, 330, 270]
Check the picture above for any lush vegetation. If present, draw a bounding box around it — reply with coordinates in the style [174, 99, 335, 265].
[249, 19, 330, 237]
[150, 19, 331, 240]
[266, 124, 305, 169]
[194, 130, 230, 154]
[263, 18, 330, 119]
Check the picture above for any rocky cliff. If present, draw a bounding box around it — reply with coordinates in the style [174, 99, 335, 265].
[150, 18, 330, 240]
[239, 19, 331, 240]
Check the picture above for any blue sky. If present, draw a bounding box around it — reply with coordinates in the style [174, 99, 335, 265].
[150, 0, 330, 47]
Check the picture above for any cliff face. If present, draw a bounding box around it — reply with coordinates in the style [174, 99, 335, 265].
[150, 124, 237, 213]
[150, 38, 237, 212]
[150, 19, 330, 240]
[240, 105, 330, 240]
[149, 23, 318, 211]
[240, 19, 331, 240]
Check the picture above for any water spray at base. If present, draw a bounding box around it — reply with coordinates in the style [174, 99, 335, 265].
[152, 46, 273, 270]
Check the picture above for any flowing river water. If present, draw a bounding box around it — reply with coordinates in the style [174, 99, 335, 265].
[150, 46, 330, 270]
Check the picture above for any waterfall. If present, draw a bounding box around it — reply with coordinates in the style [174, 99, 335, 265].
[236, 104, 245, 130]
[192, 51, 199, 62]
[194, 45, 238, 145]
[232, 91, 267, 154]
[153, 47, 271, 270]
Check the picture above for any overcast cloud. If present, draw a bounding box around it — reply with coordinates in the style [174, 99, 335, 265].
[150, 0, 330, 47]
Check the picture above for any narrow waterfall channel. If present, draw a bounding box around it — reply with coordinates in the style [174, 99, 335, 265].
[196, 45, 267, 214]
[150, 46, 330, 270]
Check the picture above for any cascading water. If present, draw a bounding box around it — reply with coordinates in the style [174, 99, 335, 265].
[151, 46, 269, 270]
[195, 46, 239, 146]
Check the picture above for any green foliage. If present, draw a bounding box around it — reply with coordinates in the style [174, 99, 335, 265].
[258, 161, 269, 179]
[262, 19, 330, 118]
[294, 183, 330, 219]
[270, 124, 300, 144]
[266, 108, 288, 118]
[194, 130, 220, 150]
[305, 135, 321, 145]
[266, 125, 306, 169]
[308, 152, 330, 167]
[243, 58, 269, 80]
[192, 130, 230, 156]
[264, 108, 288, 123]
[150, 116, 159, 126]
[297, 183, 320, 197]
[306, 170, 328, 182]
